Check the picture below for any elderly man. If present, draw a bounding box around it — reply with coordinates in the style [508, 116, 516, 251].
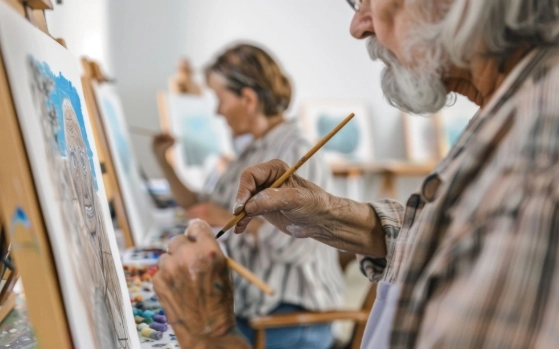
[154, 0, 559, 348]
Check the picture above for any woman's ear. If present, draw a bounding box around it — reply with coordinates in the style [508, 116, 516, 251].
[240, 87, 260, 115]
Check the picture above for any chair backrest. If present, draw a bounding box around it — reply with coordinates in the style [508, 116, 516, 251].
[250, 251, 377, 349]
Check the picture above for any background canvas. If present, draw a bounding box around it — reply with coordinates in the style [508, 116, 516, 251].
[164, 92, 233, 192]
[94, 83, 156, 245]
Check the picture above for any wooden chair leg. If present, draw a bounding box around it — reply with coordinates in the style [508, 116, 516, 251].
[254, 329, 266, 349]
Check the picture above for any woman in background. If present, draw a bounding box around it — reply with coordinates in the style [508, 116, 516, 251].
[152, 43, 344, 349]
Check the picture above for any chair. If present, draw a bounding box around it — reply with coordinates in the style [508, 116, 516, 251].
[250, 252, 377, 349]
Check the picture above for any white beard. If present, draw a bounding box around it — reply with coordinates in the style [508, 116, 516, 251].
[367, 36, 450, 114]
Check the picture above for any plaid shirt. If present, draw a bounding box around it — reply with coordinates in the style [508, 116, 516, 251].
[360, 47, 559, 348]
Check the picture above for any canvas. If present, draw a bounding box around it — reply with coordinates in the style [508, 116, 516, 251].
[93, 83, 156, 245]
[300, 100, 374, 164]
[402, 97, 479, 162]
[0, 3, 139, 348]
[164, 92, 233, 192]
[439, 96, 479, 154]
[401, 112, 442, 163]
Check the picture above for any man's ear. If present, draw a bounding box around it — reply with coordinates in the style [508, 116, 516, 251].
[240, 87, 260, 115]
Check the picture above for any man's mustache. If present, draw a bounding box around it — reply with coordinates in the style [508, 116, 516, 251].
[367, 37, 397, 66]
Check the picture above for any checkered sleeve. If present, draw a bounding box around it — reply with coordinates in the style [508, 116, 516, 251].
[358, 199, 405, 282]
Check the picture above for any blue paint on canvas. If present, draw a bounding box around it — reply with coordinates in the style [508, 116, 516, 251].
[444, 117, 470, 148]
[181, 114, 222, 166]
[101, 98, 133, 174]
[317, 113, 359, 155]
[30, 56, 98, 190]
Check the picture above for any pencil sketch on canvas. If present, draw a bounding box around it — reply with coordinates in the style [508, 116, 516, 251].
[28, 57, 131, 349]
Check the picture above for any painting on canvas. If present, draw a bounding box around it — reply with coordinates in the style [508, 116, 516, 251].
[0, 3, 139, 348]
[164, 92, 233, 192]
[403, 96, 479, 162]
[439, 96, 479, 155]
[402, 112, 443, 163]
[300, 100, 374, 164]
[93, 83, 156, 245]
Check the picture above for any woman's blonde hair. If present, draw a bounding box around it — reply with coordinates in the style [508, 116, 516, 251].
[206, 43, 292, 116]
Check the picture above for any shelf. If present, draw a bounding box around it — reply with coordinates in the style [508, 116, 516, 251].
[329, 160, 437, 177]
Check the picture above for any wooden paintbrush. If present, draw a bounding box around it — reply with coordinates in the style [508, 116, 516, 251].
[216, 112, 356, 239]
[129, 125, 159, 137]
[226, 258, 274, 295]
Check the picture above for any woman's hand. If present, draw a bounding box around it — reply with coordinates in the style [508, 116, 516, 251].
[232, 159, 387, 257]
[153, 220, 240, 348]
[152, 133, 176, 163]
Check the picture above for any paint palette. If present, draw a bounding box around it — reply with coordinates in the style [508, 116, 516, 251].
[122, 248, 166, 266]
[123, 265, 180, 349]
[0, 296, 36, 349]
[145, 224, 188, 249]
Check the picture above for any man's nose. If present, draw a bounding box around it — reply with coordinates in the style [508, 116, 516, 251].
[349, 8, 375, 39]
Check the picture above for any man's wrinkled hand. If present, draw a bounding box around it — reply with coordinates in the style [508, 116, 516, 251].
[232, 159, 337, 241]
[153, 219, 236, 347]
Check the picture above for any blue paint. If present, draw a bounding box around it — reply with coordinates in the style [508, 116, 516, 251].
[30, 56, 98, 190]
[11, 207, 31, 228]
[317, 114, 359, 156]
[101, 97, 132, 174]
[180, 114, 223, 166]
[142, 310, 155, 318]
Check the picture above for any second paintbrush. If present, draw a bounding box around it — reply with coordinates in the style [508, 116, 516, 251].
[216, 112, 356, 239]
[129, 125, 159, 137]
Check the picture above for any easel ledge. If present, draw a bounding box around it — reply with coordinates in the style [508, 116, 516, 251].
[0, 0, 73, 347]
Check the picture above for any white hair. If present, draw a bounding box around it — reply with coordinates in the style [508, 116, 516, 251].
[370, 0, 559, 114]
[435, 0, 559, 66]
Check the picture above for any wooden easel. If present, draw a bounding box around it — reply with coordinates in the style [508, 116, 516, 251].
[168, 58, 203, 95]
[81, 58, 135, 248]
[0, 220, 17, 324]
[156, 90, 176, 166]
[0, 0, 72, 347]
[157, 59, 204, 167]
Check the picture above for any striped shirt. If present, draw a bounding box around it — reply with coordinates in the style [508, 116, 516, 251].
[201, 120, 345, 318]
[360, 47, 559, 348]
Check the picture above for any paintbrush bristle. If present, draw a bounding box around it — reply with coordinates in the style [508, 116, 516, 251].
[216, 230, 225, 239]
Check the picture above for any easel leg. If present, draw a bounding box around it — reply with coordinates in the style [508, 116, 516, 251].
[0, 292, 16, 323]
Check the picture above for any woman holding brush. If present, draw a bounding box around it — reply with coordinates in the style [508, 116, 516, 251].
[152, 43, 344, 349]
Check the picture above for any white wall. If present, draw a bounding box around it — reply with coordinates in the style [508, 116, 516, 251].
[108, 0, 192, 178]
[46, 0, 110, 72]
